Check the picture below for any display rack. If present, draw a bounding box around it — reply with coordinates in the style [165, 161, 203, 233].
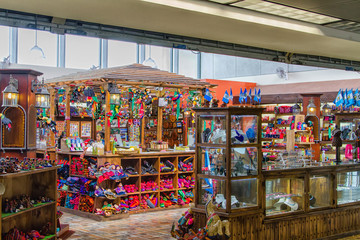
[192, 106, 360, 240]
[0, 167, 58, 239]
[56, 151, 195, 220]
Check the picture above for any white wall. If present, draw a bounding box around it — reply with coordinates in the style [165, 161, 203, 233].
[223, 68, 360, 85]
[1, 62, 84, 80]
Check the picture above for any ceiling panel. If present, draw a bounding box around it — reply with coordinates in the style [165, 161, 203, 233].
[268, 0, 360, 22]
[1, 0, 360, 63]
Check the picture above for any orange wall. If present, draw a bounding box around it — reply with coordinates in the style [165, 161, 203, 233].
[204, 79, 257, 105]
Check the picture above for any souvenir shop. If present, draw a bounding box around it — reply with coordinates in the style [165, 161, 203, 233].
[2, 65, 360, 240]
[0, 65, 214, 239]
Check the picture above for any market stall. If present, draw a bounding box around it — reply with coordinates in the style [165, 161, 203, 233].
[41, 64, 215, 220]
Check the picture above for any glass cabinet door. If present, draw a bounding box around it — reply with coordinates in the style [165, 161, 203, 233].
[198, 114, 227, 144]
[337, 171, 360, 204]
[231, 178, 258, 209]
[231, 147, 258, 176]
[198, 177, 226, 208]
[198, 147, 226, 176]
[265, 178, 304, 216]
[309, 174, 332, 209]
[231, 115, 258, 144]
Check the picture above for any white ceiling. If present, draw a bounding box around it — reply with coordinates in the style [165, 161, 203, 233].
[1, 0, 360, 61]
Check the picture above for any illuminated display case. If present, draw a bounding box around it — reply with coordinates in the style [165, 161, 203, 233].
[194, 106, 262, 212]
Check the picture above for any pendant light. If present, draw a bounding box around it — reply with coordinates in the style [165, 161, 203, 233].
[322, 103, 332, 116]
[307, 98, 316, 116]
[109, 83, 121, 105]
[35, 78, 50, 108]
[142, 45, 158, 69]
[30, 15, 45, 59]
[2, 75, 19, 107]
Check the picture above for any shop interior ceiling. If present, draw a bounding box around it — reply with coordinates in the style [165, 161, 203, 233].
[1, 0, 360, 70]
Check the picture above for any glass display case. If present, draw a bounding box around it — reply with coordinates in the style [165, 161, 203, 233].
[309, 174, 333, 208]
[337, 171, 360, 205]
[265, 178, 304, 216]
[194, 107, 263, 213]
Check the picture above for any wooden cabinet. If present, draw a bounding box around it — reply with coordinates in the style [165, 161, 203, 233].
[192, 106, 360, 239]
[56, 151, 195, 220]
[0, 167, 58, 239]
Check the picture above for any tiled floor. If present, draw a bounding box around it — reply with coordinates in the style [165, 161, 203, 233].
[60, 208, 186, 240]
[60, 209, 360, 240]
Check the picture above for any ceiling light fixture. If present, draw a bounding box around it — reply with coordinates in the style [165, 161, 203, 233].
[230, 0, 340, 24]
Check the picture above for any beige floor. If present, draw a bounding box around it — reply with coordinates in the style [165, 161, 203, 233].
[60, 208, 360, 240]
[60, 208, 186, 240]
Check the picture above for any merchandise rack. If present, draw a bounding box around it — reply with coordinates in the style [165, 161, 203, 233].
[56, 151, 195, 220]
[0, 166, 58, 239]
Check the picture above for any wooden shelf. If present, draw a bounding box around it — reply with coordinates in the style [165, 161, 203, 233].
[0, 166, 59, 179]
[126, 191, 140, 195]
[262, 120, 273, 124]
[160, 189, 176, 192]
[275, 113, 294, 116]
[295, 142, 315, 145]
[160, 172, 176, 175]
[178, 171, 194, 174]
[127, 174, 140, 177]
[141, 190, 158, 194]
[275, 124, 290, 127]
[295, 129, 310, 132]
[262, 138, 284, 141]
[2, 201, 55, 220]
[141, 173, 159, 176]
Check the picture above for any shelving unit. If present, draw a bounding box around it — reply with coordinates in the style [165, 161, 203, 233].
[56, 151, 195, 220]
[0, 167, 58, 239]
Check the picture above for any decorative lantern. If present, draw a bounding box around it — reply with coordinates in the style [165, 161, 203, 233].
[292, 103, 301, 115]
[307, 98, 316, 116]
[2, 75, 19, 107]
[109, 84, 121, 105]
[35, 86, 50, 108]
[322, 103, 332, 116]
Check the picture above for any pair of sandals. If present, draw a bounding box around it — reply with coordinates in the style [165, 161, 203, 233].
[142, 160, 158, 174]
[124, 166, 138, 175]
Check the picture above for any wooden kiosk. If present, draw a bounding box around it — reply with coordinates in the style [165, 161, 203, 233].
[193, 106, 360, 240]
[42, 64, 213, 219]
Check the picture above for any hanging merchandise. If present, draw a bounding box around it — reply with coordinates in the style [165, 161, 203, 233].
[0, 113, 12, 131]
[57, 88, 66, 103]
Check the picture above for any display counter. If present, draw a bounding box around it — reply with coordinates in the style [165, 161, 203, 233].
[193, 106, 360, 240]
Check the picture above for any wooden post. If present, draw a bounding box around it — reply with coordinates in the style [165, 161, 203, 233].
[104, 84, 111, 153]
[156, 88, 164, 142]
[65, 87, 71, 137]
[49, 88, 56, 148]
[302, 94, 322, 161]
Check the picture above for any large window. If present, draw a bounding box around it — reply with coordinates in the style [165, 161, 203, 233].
[65, 34, 100, 69]
[179, 49, 198, 78]
[144, 45, 171, 71]
[108, 40, 137, 67]
[18, 28, 57, 67]
[0, 26, 9, 61]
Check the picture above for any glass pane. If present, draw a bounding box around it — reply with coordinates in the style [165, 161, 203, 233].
[145, 45, 170, 71]
[0, 26, 9, 61]
[198, 147, 226, 176]
[179, 49, 198, 78]
[231, 115, 258, 144]
[108, 40, 137, 67]
[18, 28, 57, 66]
[310, 174, 332, 208]
[198, 177, 226, 207]
[265, 178, 304, 216]
[231, 178, 257, 209]
[337, 171, 360, 205]
[65, 34, 99, 69]
[198, 115, 226, 144]
[231, 147, 257, 176]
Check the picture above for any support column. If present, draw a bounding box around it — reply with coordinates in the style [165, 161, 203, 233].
[65, 87, 71, 137]
[49, 88, 56, 148]
[9, 27, 18, 64]
[302, 94, 322, 161]
[104, 84, 111, 153]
